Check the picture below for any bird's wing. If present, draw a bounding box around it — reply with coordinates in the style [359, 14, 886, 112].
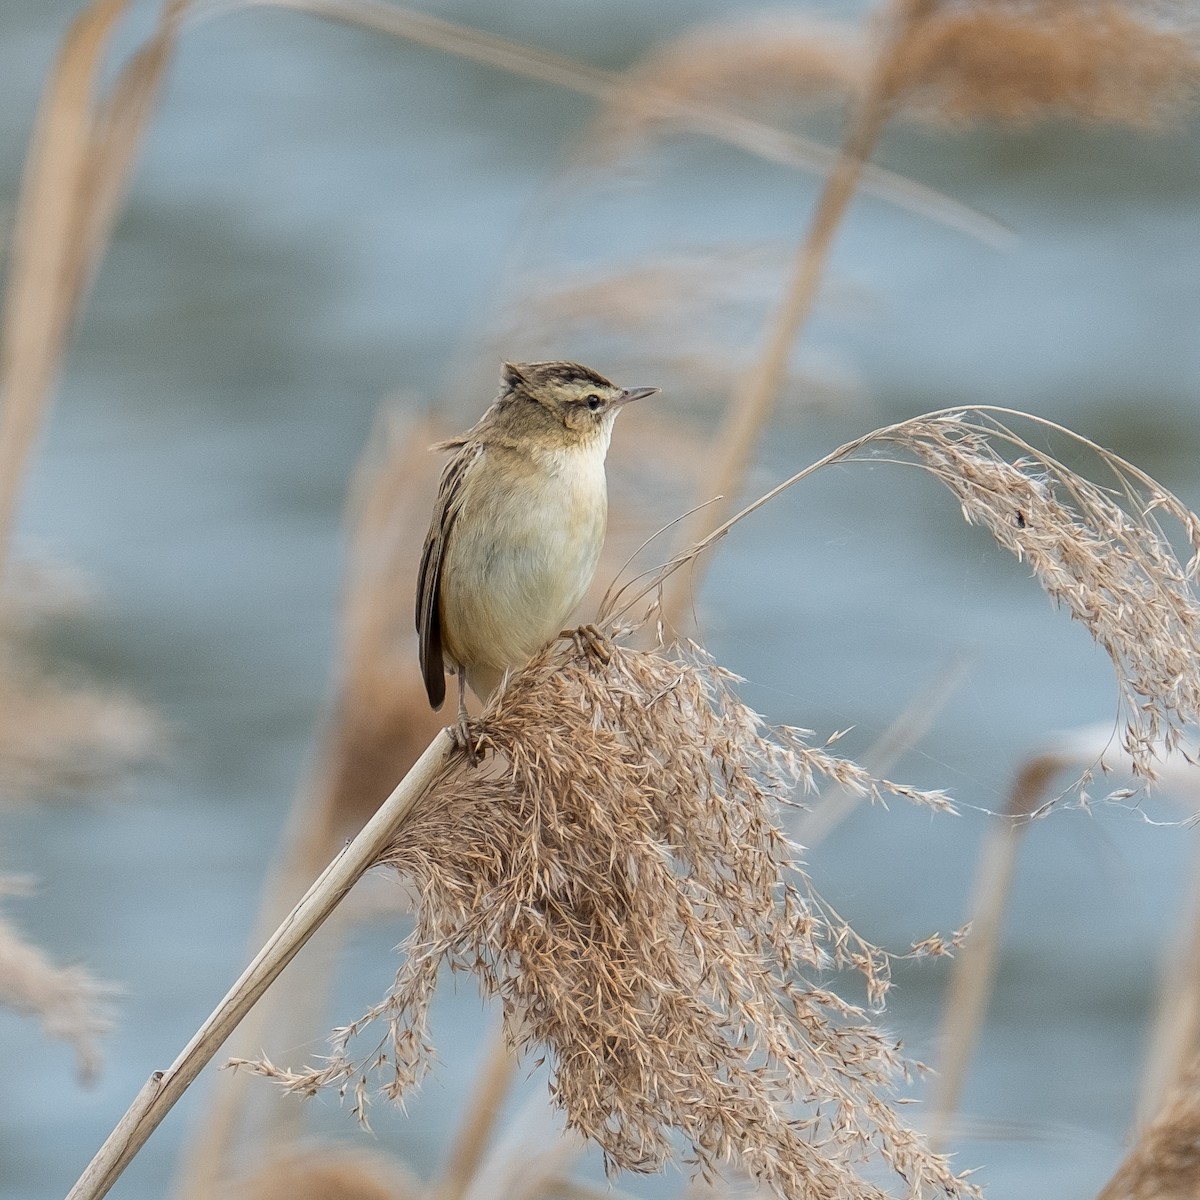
[416, 440, 482, 710]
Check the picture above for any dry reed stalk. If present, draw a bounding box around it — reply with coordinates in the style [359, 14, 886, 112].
[0, 0, 122, 572]
[0, 0, 182, 577]
[458, 1095, 587, 1200]
[1138, 833, 1200, 1127]
[190, 0, 1004, 245]
[168, 776, 372, 1200]
[1096, 1050, 1200, 1200]
[66, 728, 456, 1200]
[240, 633, 967, 1200]
[172, 414, 448, 1199]
[656, 0, 927, 634]
[0, 878, 115, 1082]
[929, 721, 1200, 1146]
[433, 1020, 519, 1200]
[926, 751, 1069, 1146]
[0, 0, 176, 1098]
[0, 0, 128, 573]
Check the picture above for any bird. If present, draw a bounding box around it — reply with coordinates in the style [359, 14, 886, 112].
[416, 360, 660, 733]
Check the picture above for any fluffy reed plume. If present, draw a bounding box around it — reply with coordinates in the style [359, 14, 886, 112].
[627, 407, 1200, 785]
[0, 878, 115, 1081]
[225, 1146, 417, 1200]
[227, 401, 1200, 1195]
[598, 13, 869, 142]
[0, 563, 161, 802]
[599, 0, 1199, 143]
[1096, 1050, 1200, 1200]
[874, 410, 1200, 779]
[0, 649, 162, 800]
[173, 401, 701, 1198]
[0, 567, 153, 1087]
[238, 632, 968, 1200]
[889, 0, 1200, 128]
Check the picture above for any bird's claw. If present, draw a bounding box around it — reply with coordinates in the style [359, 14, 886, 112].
[449, 715, 481, 765]
[566, 623, 612, 665]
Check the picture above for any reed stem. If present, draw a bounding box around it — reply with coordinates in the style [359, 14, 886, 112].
[659, 0, 924, 632]
[66, 728, 456, 1200]
[434, 1022, 519, 1200]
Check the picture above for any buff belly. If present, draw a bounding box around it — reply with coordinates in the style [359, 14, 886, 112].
[439, 442, 608, 700]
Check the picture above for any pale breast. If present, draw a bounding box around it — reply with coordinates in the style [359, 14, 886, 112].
[439, 438, 609, 675]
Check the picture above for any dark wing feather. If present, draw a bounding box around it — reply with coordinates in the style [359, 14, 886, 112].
[416, 441, 480, 709]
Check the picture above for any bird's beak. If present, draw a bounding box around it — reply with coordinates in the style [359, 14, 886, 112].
[615, 386, 660, 408]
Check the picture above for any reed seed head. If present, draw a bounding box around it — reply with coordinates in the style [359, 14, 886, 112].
[0, 878, 115, 1082]
[239, 632, 969, 1199]
[859, 410, 1200, 782]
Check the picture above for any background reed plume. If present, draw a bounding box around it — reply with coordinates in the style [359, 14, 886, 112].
[0, 874, 115, 1083]
[597, 0, 1200, 143]
[0, 560, 158, 1083]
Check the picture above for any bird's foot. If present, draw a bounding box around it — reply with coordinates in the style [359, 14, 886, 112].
[449, 717, 482, 766]
[448, 673, 482, 765]
[566, 622, 612, 666]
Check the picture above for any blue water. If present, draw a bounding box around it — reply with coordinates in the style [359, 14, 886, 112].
[2, 1, 1199, 1197]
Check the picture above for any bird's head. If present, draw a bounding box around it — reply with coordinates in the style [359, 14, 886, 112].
[495, 361, 659, 447]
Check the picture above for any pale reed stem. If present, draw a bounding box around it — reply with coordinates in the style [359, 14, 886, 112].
[1136, 832, 1200, 1126]
[67, 728, 456, 1200]
[434, 1020, 519, 1200]
[168, 777, 349, 1198]
[928, 751, 1061, 1147]
[927, 818, 1025, 1147]
[660, 0, 928, 633]
[0, 0, 122, 574]
[0, 0, 178, 575]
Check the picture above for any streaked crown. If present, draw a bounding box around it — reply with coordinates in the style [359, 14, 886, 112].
[489, 360, 659, 445]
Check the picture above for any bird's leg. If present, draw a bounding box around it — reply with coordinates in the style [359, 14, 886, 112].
[566, 622, 612, 665]
[449, 671, 479, 765]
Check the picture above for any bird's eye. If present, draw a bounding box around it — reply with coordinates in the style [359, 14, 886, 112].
[584, 394, 603, 412]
